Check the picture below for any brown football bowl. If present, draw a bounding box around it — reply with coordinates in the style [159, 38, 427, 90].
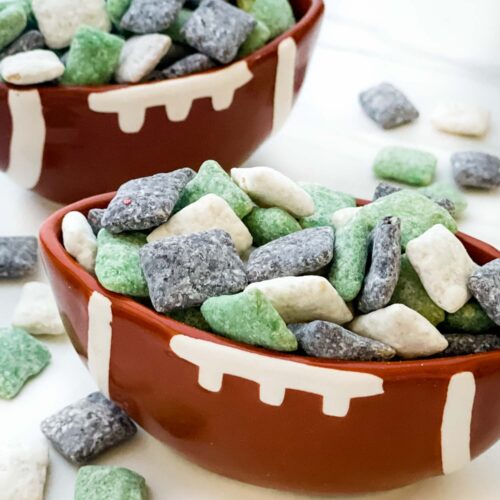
[39, 193, 500, 494]
[0, 0, 324, 204]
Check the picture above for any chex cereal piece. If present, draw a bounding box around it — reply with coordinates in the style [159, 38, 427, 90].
[62, 211, 97, 273]
[373, 182, 401, 201]
[175, 160, 253, 218]
[243, 207, 301, 247]
[0, 236, 37, 279]
[468, 259, 500, 326]
[75, 466, 147, 500]
[1, 49, 64, 85]
[359, 82, 419, 129]
[121, 0, 184, 34]
[247, 227, 334, 283]
[238, 0, 295, 39]
[140, 229, 247, 312]
[12, 282, 65, 335]
[115, 34, 171, 83]
[451, 151, 500, 189]
[0, 4, 27, 51]
[349, 304, 448, 359]
[161, 53, 215, 79]
[418, 182, 467, 217]
[289, 321, 396, 361]
[41, 392, 137, 464]
[441, 334, 500, 357]
[106, 0, 131, 28]
[373, 146, 437, 187]
[232, 167, 314, 218]
[247, 276, 353, 324]
[168, 307, 212, 332]
[95, 230, 149, 297]
[32, 0, 111, 49]
[62, 26, 124, 85]
[0, 327, 50, 399]
[87, 208, 106, 235]
[442, 300, 495, 333]
[182, 0, 256, 64]
[164, 8, 192, 44]
[201, 288, 297, 351]
[103, 168, 195, 233]
[431, 103, 490, 137]
[407, 224, 477, 313]
[390, 255, 445, 326]
[238, 19, 271, 57]
[299, 183, 356, 228]
[147, 194, 253, 254]
[0, 30, 45, 59]
[0, 437, 49, 500]
[330, 206, 361, 229]
[358, 216, 401, 313]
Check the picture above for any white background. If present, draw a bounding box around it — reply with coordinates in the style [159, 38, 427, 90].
[1, 0, 500, 498]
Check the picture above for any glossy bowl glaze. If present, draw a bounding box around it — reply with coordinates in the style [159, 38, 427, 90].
[0, 0, 323, 204]
[40, 193, 500, 494]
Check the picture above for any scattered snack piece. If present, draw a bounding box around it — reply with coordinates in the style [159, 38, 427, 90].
[0, 326, 50, 399]
[390, 255, 445, 326]
[247, 227, 334, 283]
[62, 25, 124, 85]
[32, 0, 111, 49]
[0, 4, 27, 51]
[95, 230, 149, 297]
[330, 206, 361, 229]
[441, 334, 500, 357]
[147, 194, 253, 254]
[0, 30, 45, 59]
[451, 151, 500, 189]
[431, 103, 490, 137]
[238, 19, 271, 57]
[140, 229, 247, 312]
[201, 289, 297, 351]
[115, 33, 171, 83]
[359, 82, 419, 129]
[407, 224, 477, 313]
[175, 160, 253, 219]
[243, 207, 301, 247]
[41, 392, 137, 464]
[358, 216, 401, 313]
[0, 437, 49, 500]
[160, 52, 214, 79]
[373, 146, 437, 187]
[238, 0, 295, 39]
[87, 208, 106, 235]
[75, 465, 147, 500]
[102, 168, 195, 233]
[0, 236, 38, 279]
[348, 304, 448, 358]
[168, 307, 212, 331]
[182, 0, 256, 64]
[468, 259, 500, 326]
[298, 183, 356, 228]
[12, 282, 65, 335]
[289, 321, 396, 361]
[247, 276, 353, 324]
[231, 167, 314, 218]
[62, 211, 98, 273]
[121, 0, 183, 34]
[442, 300, 496, 333]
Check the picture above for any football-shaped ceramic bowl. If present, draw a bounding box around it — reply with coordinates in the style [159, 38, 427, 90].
[0, 0, 323, 204]
[40, 193, 500, 494]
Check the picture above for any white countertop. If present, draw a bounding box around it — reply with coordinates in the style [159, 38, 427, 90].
[1, 1, 499, 498]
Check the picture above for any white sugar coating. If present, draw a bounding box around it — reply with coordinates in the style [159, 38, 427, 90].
[431, 103, 490, 137]
[407, 224, 477, 313]
[231, 166, 314, 218]
[115, 34, 172, 84]
[0, 437, 48, 500]
[349, 303, 448, 358]
[330, 206, 361, 229]
[62, 211, 98, 273]
[0, 49, 64, 85]
[147, 194, 253, 254]
[32, 0, 111, 49]
[246, 276, 353, 325]
[12, 282, 65, 335]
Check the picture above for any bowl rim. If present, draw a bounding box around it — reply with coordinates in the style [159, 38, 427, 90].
[39, 191, 500, 373]
[0, 0, 325, 94]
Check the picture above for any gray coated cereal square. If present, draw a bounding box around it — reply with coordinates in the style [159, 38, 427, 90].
[0, 236, 38, 278]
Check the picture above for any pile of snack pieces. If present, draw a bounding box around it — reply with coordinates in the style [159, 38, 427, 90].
[0, 0, 295, 86]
